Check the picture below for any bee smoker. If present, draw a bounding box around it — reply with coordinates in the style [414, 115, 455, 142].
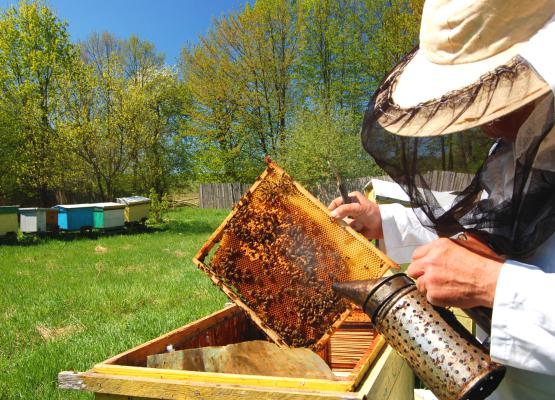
[333, 274, 505, 400]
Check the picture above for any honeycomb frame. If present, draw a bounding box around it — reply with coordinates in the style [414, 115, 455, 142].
[193, 160, 398, 351]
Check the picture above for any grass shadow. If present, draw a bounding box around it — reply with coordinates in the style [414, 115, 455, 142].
[0, 209, 224, 247]
[0, 226, 164, 247]
[158, 219, 218, 235]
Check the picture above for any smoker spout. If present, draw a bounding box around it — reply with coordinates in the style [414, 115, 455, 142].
[333, 274, 415, 320]
[332, 280, 377, 309]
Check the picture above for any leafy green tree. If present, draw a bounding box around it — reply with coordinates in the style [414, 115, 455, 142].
[0, 0, 429, 205]
[122, 34, 164, 84]
[59, 32, 186, 200]
[284, 0, 424, 182]
[125, 65, 186, 195]
[59, 32, 129, 200]
[363, 0, 424, 79]
[282, 99, 381, 184]
[0, 0, 77, 205]
[181, 0, 425, 185]
[296, 0, 423, 114]
[181, 32, 251, 182]
[181, 0, 298, 182]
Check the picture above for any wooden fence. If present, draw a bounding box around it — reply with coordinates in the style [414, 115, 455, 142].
[198, 171, 474, 209]
[305, 177, 375, 207]
[199, 183, 251, 209]
[419, 170, 473, 192]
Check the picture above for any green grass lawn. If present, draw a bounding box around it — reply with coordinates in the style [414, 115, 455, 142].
[0, 208, 229, 400]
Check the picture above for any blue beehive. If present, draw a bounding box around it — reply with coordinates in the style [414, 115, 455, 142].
[54, 204, 95, 231]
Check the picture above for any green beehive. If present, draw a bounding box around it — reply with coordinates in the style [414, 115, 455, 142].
[92, 202, 126, 229]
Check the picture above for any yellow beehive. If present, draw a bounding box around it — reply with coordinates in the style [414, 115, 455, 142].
[0, 206, 19, 237]
[116, 196, 151, 224]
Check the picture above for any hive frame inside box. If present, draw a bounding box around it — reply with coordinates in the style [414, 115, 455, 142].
[81, 304, 387, 394]
[193, 160, 397, 351]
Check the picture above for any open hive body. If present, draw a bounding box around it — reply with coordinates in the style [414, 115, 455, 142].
[193, 161, 397, 351]
[68, 304, 412, 399]
[95, 306, 386, 383]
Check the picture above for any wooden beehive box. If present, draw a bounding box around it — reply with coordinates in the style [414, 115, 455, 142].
[55, 204, 95, 231]
[0, 205, 19, 237]
[59, 305, 414, 400]
[116, 196, 151, 224]
[45, 208, 59, 231]
[19, 207, 58, 233]
[58, 162, 414, 399]
[92, 202, 126, 229]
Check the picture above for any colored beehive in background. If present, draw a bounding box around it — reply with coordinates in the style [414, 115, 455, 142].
[116, 196, 151, 224]
[19, 208, 58, 233]
[45, 208, 59, 231]
[0, 206, 19, 237]
[92, 202, 126, 229]
[54, 204, 94, 231]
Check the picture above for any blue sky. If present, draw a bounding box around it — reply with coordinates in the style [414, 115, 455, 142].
[0, 0, 249, 64]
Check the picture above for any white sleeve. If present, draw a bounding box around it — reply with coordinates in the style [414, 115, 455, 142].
[378, 203, 439, 264]
[490, 260, 555, 375]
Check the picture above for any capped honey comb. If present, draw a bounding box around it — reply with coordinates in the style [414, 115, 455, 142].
[193, 160, 397, 350]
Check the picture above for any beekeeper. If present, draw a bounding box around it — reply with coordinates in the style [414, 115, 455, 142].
[329, 1, 555, 399]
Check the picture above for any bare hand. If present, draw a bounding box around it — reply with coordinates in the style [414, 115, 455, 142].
[406, 238, 503, 308]
[328, 191, 384, 240]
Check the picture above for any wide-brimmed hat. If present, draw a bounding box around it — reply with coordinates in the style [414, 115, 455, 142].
[371, 0, 555, 137]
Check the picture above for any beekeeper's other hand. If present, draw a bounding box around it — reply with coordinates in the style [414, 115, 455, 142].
[407, 238, 503, 308]
[328, 191, 383, 240]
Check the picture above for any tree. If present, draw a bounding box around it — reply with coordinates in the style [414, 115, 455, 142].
[59, 32, 185, 200]
[362, 0, 424, 80]
[59, 32, 130, 200]
[125, 65, 186, 195]
[181, 38, 246, 182]
[0, 0, 428, 205]
[296, 0, 424, 114]
[282, 100, 381, 184]
[296, 0, 361, 110]
[225, 0, 298, 157]
[0, 0, 77, 205]
[120, 34, 184, 196]
[181, 0, 298, 182]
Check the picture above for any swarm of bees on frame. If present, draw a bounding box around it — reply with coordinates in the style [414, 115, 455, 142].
[207, 172, 350, 349]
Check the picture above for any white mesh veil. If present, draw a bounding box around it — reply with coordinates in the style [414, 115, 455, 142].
[362, 52, 555, 257]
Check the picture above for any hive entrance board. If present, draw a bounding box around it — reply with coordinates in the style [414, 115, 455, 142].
[193, 160, 397, 351]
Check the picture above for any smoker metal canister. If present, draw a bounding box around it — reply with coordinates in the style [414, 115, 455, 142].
[356, 274, 504, 400]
